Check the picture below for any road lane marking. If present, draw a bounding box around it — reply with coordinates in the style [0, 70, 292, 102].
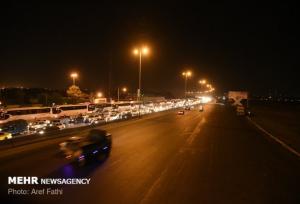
[139, 116, 206, 204]
[186, 117, 206, 146]
[139, 161, 170, 204]
[247, 117, 300, 159]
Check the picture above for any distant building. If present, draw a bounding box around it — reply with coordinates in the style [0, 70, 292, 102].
[94, 98, 107, 104]
[143, 96, 166, 102]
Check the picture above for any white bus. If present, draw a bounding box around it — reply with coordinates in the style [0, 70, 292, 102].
[52, 104, 95, 117]
[0, 103, 97, 124]
[113, 102, 132, 112]
[0, 107, 52, 124]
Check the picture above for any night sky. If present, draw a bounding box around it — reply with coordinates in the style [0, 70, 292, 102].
[0, 2, 298, 96]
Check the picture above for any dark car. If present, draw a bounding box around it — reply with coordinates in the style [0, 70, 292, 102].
[36, 126, 60, 135]
[73, 115, 85, 124]
[199, 105, 204, 112]
[121, 112, 133, 119]
[61, 129, 112, 166]
[0, 119, 28, 136]
[184, 106, 191, 111]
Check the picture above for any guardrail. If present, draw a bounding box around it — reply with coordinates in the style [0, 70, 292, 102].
[0, 108, 174, 151]
[0, 116, 139, 151]
[0, 123, 93, 151]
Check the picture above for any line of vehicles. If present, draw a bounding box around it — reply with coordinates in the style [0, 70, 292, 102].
[0, 99, 202, 139]
[0, 101, 188, 124]
[0, 99, 207, 166]
[0, 103, 96, 124]
[57, 100, 206, 167]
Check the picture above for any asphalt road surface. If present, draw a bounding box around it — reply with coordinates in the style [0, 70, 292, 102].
[1, 104, 299, 204]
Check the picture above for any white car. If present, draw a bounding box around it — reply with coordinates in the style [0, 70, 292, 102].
[131, 110, 139, 116]
[29, 120, 49, 130]
[87, 115, 103, 124]
[105, 111, 120, 122]
[50, 120, 65, 130]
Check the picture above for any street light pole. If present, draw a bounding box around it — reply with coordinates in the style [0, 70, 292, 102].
[70, 73, 78, 86]
[138, 50, 142, 101]
[117, 87, 127, 102]
[133, 46, 149, 101]
[182, 71, 192, 99]
[185, 75, 188, 98]
[199, 79, 207, 93]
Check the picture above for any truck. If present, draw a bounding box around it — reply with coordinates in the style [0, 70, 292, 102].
[228, 91, 249, 116]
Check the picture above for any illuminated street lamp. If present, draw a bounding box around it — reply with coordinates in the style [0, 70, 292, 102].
[70, 72, 78, 86]
[198, 79, 207, 93]
[117, 87, 127, 102]
[133, 46, 149, 101]
[199, 79, 206, 85]
[97, 92, 103, 98]
[182, 71, 192, 98]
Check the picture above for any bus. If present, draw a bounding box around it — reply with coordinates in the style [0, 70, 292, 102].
[112, 102, 132, 112]
[52, 104, 95, 117]
[92, 103, 113, 113]
[0, 103, 96, 124]
[0, 107, 52, 124]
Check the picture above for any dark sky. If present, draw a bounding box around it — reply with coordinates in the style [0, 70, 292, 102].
[0, 2, 299, 96]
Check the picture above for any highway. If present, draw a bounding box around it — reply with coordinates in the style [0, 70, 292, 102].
[1, 104, 300, 204]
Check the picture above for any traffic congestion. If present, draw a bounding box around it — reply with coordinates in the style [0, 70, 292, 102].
[0, 98, 207, 140]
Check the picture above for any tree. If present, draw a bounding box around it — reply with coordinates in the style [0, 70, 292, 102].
[66, 85, 84, 98]
[66, 85, 89, 103]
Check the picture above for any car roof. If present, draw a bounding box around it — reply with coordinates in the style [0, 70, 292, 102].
[67, 136, 82, 141]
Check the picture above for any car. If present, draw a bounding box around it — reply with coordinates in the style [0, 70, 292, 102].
[59, 136, 84, 153]
[73, 115, 85, 124]
[105, 111, 120, 122]
[60, 129, 112, 166]
[35, 125, 60, 135]
[29, 120, 49, 131]
[199, 105, 204, 112]
[0, 132, 12, 140]
[50, 120, 65, 130]
[86, 115, 103, 124]
[184, 106, 191, 111]
[120, 112, 132, 119]
[59, 116, 72, 125]
[0, 119, 28, 136]
[131, 110, 139, 117]
[177, 110, 185, 115]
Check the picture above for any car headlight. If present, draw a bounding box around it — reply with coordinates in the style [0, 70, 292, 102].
[59, 142, 66, 147]
[78, 155, 85, 161]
